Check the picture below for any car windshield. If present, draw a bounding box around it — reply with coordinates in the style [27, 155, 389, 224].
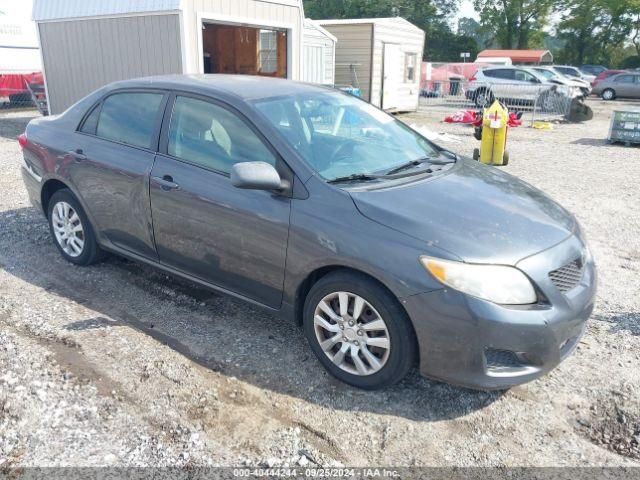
[253, 91, 442, 181]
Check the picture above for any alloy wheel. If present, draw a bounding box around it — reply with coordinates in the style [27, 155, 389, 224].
[313, 291, 391, 376]
[51, 201, 85, 257]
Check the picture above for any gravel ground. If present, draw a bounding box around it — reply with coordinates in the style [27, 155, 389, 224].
[0, 100, 639, 468]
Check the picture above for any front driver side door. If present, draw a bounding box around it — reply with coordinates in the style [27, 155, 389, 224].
[149, 94, 292, 308]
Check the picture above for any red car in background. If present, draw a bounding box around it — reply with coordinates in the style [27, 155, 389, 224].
[591, 69, 627, 88]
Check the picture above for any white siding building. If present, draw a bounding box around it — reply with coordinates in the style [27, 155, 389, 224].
[302, 19, 335, 85]
[317, 17, 424, 112]
[32, 0, 306, 114]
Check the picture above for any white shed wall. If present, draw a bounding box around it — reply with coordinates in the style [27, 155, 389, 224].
[180, 0, 304, 80]
[371, 18, 424, 111]
[302, 21, 335, 85]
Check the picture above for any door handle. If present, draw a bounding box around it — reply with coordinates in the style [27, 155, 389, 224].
[68, 149, 87, 161]
[152, 175, 180, 190]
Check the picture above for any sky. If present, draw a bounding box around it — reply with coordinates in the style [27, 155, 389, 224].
[0, 0, 37, 46]
[454, 0, 480, 24]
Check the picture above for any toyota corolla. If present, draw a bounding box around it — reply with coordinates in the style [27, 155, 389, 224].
[19, 75, 596, 390]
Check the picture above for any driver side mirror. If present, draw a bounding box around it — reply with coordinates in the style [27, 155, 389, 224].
[231, 161, 287, 191]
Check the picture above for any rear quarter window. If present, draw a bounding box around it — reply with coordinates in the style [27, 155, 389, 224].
[95, 92, 164, 149]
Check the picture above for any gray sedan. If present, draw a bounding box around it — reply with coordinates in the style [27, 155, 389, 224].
[19, 75, 596, 390]
[593, 72, 640, 100]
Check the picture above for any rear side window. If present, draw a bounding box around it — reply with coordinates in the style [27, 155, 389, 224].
[485, 69, 513, 80]
[80, 105, 100, 135]
[167, 96, 277, 174]
[96, 92, 164, 149]
[615, 75, 635, 84]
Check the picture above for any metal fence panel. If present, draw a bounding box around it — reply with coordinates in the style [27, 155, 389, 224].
[419, 80, 577, 124]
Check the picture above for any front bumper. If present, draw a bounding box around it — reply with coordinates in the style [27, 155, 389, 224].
[403, 234, 596, 390]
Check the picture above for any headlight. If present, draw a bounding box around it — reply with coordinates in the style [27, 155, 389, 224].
[420, 256, 537, 305]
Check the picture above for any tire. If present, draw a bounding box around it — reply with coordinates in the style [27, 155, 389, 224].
[474, 88, 494, 108]
[303, 271, 417, 390]
[602, 89, 616, 101]
[502, 150, 510, 166]
[47, 189, 103, 266]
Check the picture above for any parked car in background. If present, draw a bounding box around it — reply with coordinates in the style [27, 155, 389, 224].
[592, 72, 640, 100]
[554, 65, 595, 83]
[592, 70, 628, 89]
[530, 66, 591, 98]
[19, 75, 596, 391]
[580, 65, 607, 77]
[466, 66, 557, 107]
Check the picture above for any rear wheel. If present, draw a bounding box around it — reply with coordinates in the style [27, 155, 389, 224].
[303, 271, 417, 390]
[602, 89, 616, 101]
[47, 189, 102, 266]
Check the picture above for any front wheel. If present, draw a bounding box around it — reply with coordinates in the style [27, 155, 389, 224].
[303, 271, 417, 390]
[48, 189, 103, 266]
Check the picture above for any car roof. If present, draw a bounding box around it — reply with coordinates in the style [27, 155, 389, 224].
[102, 74, 334, 102]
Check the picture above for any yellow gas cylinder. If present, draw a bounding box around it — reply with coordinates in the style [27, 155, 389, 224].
[473, 100, 510, 166]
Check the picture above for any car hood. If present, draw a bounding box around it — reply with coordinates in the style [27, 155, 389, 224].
[349, 159, 576, 265]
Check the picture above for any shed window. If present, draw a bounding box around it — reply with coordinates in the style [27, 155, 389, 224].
[96, 93, 164, 149]
[405, 53, 417, 82]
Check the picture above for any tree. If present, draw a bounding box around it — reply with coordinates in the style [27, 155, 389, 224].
[555, 0, 640, 67]
[458, 16, 493, 49]
[303, 0, 474, 61]
[472, 0, 557, 49]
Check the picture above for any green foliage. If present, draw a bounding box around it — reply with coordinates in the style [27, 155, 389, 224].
[303, 0, 475, 61]
[472, 0, 557, 49]
[303, 0, 640, 67]
[554, 0, 640, 67]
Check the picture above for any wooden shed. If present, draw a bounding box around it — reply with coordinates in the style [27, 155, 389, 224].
[302, 19, 336, 85]
[32, 0, 306, 114]
[317, 17, 424, 112]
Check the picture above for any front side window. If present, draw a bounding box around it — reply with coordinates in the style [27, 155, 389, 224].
[514, 70, 537, 83]
[254, 91, 441, 181]
[96, 92, 164, 149]
[168, 96, 277, 174]
[405, 53, 417, 82]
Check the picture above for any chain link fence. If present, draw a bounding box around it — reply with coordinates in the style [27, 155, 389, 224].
[0, 85, 48, 115]
[419, 80, 581, 125]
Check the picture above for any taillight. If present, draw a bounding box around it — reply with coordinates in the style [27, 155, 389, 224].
[469, 76, 477, 82]
[18, 133, 27, 150]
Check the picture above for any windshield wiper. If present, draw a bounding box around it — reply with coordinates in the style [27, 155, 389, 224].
[385, 156, 455, 176]
[326, 173, 387, 184]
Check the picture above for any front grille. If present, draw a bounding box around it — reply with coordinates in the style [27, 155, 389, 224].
[485, 349, 524, 369]
[549, 258, 584, 293]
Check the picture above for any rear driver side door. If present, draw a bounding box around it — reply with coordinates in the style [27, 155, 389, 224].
[149, 94, 292, 308]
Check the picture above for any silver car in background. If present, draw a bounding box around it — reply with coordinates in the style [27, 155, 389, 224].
[592, 72, 640, 100]
[467, 66, 560, 107]
[530, 66, 591, 98]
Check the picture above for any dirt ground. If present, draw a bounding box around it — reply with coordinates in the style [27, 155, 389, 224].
[0, 99, 639, 468]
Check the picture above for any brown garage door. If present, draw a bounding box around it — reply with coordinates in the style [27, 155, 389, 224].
[202, 23, 287, 78]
